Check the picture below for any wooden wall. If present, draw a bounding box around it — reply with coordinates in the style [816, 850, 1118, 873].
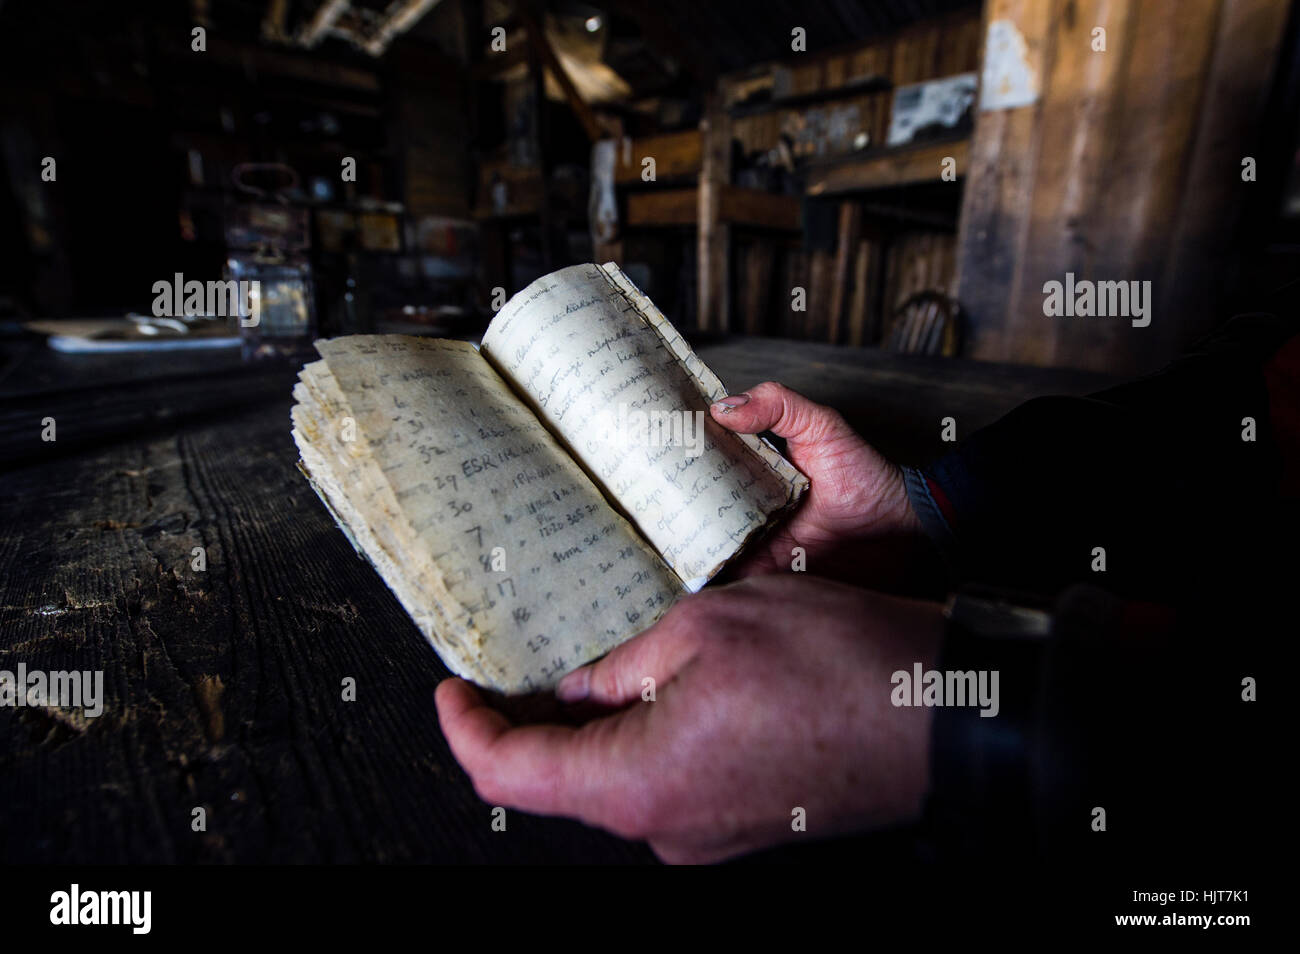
[729, 9, 984, 157]
[391, 42, 472, 218]
[762, 226, 959, 345]
[954, 0, 1292, 374]
[724, 7, 981, 344]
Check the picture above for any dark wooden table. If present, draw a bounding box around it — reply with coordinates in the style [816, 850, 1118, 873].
[0, 335, 1115, 863]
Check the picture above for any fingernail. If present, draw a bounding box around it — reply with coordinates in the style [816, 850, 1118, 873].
[711, 393, 750, 414]
[556, 667, 590, 702]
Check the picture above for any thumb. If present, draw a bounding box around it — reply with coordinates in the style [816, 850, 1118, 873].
[556, 603, 701, 706]
[709, 381, 860, 454]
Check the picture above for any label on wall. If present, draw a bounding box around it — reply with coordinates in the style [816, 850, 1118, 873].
[887, 73, 978, 146]
[979, 19, 1040, 111]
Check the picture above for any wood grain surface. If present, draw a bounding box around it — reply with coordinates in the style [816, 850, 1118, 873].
[0, 338, 1115, 862]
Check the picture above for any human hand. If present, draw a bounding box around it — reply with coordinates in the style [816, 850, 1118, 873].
[435, 574, 942, 863]
[709, 382, 922, 580]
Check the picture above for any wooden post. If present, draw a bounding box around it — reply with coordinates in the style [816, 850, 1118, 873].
[523, 5, 553, 271]
[848, 237, 883, 347]
[740, 241, 776, 335]
[520, 5, 605, 143]
[697, 92, 731, 332]
[953, 0, 1290, 373]
[828, 200, 861, 343]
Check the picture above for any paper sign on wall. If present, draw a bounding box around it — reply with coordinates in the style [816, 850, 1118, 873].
[980, 19, 1040, 111]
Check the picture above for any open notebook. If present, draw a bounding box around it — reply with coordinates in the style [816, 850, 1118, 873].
[292, 263, 807, 694]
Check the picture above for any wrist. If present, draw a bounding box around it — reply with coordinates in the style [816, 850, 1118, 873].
[868, 460, 923, 535]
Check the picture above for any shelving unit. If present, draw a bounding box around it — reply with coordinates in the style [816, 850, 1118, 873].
[626, 186, 800, 230]
[470, 3, 982, 342]
[805, 136, 970, 197]
[604, 112, 803, 333]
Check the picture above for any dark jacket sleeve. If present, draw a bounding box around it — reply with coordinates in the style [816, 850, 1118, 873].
[915, 314, 1297, 873]
[904, 313, 1300, 605]
[923, 582, 1272, 872]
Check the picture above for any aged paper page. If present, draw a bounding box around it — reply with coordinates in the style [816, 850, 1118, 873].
[482, 263, 808, 586]
[293, 336, 681, 693]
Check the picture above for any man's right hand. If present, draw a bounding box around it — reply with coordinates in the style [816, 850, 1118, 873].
[710, 382, 924, 582]
[437, 574, 942, 864]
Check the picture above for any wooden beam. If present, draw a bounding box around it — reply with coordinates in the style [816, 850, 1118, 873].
[614, 130, 702, 184]
[523, 7, 554, 269]
[698, 93, 732, 332]
[361, 0, 446, 56]
[627, 189, 697, 226]
[719, 187, 801, 230]
[627, 186, 800, 230]
[161, 31, 382, 92]
[805, 139, 970, 196]
[297, 0, 350, 48]
[520, 6, 604, 143]
[740, 242, 776, 335]
[846, 238, 882, 346]
[261, 0, 290, 43]
[828, 201, 862, 343]
[952, 0, 1054, 365]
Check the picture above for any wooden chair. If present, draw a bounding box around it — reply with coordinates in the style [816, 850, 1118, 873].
[884, 291, 962, 357]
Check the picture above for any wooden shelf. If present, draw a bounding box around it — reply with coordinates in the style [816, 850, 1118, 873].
[728, 74, 893, 118]
[472, 205, 540, 221]
[627, 185, 800, 230]
[805, 137, 969, 197]
[614, 130, 702, 184]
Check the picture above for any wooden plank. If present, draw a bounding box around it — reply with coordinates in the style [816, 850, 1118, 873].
[848, 237, 884, 347]
[720, 10, 983, 155]
[847, 240, 870, 346]
[954, 0, 1058, 363]
[783, 249, 810, 338]
[626, 188, 697, 226]
[697, 93, 731, 332]
[1158, 0, 1292, 350]
[614, 130, 702, 183]
[805, 248, 834, 341]
[524, 10, 554, 270]
[956, 0, 1287, 374]
[203, 37, 382, 92]
[911, 22, 943, 84]
[0, 400, 653, 863]
[718, 187, 801, 230]
[629, 188, 793, 236]
[828, 201, 861, 343]
[993, 0, 1140, 367]
[738, 241, 776, 335]
[0, 340, 1118, 863]
[1024, 0, 1218, 372]
[0, 365, 296, 471]
[806, 138, 970, 196]
[693, 336, 1116, 465]
[891, 24, 922, 88]
[520, 6, 604, 142]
